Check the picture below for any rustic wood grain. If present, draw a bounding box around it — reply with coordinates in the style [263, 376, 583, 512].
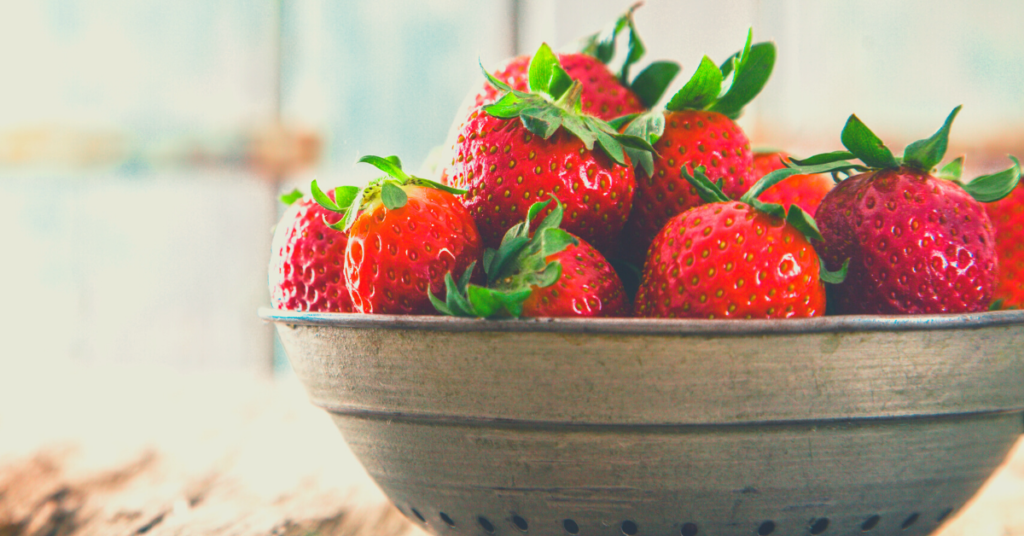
[0, 360, 1020, 536]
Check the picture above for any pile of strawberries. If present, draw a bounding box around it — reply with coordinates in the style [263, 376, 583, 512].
[269, 7, 1022, 320]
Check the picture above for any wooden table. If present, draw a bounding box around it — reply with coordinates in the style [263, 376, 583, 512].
[2, 361, 1022, 536]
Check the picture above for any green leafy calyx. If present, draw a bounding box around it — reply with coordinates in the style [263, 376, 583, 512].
[481, 44, 655, 167]
[805, 106, 1021, 202]
[310, 154, 467, 232]
[430, 196, 578, 319]
[664, 29, 776, 119]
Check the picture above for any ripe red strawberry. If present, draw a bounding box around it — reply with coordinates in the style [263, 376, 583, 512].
[431, 197, 628, 318]
[269, 190, 353, 312]
[445, 44, 655, 256]
[313, 155, 482, 315]
[621, 32, 775, 264]
[522, 236, 629, 317]
[986, 181, 1024, 308]
[808, 106, 1021, 314]
[473, 5, 679, 121]
[753, 151, 833, 215]
[634, 167, 834, 319]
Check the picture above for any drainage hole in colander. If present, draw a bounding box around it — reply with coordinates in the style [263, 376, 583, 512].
[563, 519, 579, 534]
[621, 520, 638, 535]
[440, 512, 456, 527]
[860, 515, 880, 531]
[411, 508, 426, 523]
[512, 515, 529, 532]
[757, 521, 776, 535]
[810, 518, 829, 534]
[680, 522, 699, 536]
[478, 517, 496, 534]
[936, 508, 954, 523]
[901, 513, 919, 530]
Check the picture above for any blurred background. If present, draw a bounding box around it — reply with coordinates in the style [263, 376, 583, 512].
[1, 0, 1021, 377]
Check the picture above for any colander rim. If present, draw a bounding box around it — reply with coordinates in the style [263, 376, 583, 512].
[258, 307, 1024, 336]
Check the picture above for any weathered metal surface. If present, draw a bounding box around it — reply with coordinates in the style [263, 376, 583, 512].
[262, 309, 1024, 536]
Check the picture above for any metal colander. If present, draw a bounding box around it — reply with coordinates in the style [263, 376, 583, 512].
[261, 309, 1024, 536]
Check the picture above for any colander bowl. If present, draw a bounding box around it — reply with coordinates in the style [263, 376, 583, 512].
[260, 308, 1024, 536]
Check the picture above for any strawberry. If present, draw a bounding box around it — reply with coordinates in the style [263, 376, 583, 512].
[986, 180, 1024, 308]
[313, 155, 482, 315]
[621, 31, 776, 264]
[753, 151, 834, 215]
[634, 165, 840, 319]
[268, 189, 353, 312]
[473, 5, 679, 121]
[431, 197, 628, 318]
[445, 43, 655, 256]
[806, 106, 1021, 314]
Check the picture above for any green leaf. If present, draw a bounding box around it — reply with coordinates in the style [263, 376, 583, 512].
[340, 187, 365, 231]
[681, 166, 730, 203]
[719, 28, 753, 80]
[482, 249, 497, 276]
[532, 261, 563, 289]
[819, 257, 849, 285]
[410, 177, 468, 196]
[532, 196, 562, 232]
[483, 92, 526, 119]
[528, 43, 560, 95]
[741, 160, 868, 203]
[465, 285, 506, 318]
[561, 114, 597, 150]
[607, 113, 640, 130]
[486, 235, 531, 285]
[380, 181, 408, 210]
[458, 261, 477, 290]
[333, 185, 361, 209]
[520, 107, 563, 139]
[310, 180, 342, 212]
[789, 151, 855, 167]
[548, 65, 574, 101]
[615, 132, 657, 154]
[903, 105, 961, 172]
[990, 298, 1006, 311]
[841, 114, 899, 169]
[751, 199, 786, 220]
[279, 188, 303, 206]
[630, 61, 681, 108]
[428, 287, 454, 316]
[665, 56, 723, 111]
[528, 197, 552, 229]
[444, 272, 477, 316]
[618, 18, 645, 83]
[785, 204, 824, 243]
[479, 58, 512, 92]
[710, 41, 776, 118]
[583, 117, 626, 165]
[937, 156, 965, 181]
[358, 154, 411, 181]
[538, 227, 578, 257]
[961, 156, 1021, 203]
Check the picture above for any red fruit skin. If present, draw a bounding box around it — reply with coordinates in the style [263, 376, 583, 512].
[476, 53, 646, 121]
[345, 186, 482, 315]
[635, 202, 825, 319]
[984, 181, 1024, 307]
[622, 109, 754, 264]
[522, 236, 630, 317]
[815, 168, 997, 314]
[753, 152, 834, 216]
[269, 193, 353, 312]
[446, 108, 635, 255]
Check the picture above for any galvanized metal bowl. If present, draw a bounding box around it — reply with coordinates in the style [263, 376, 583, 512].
[260, 308, 1024, 536]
